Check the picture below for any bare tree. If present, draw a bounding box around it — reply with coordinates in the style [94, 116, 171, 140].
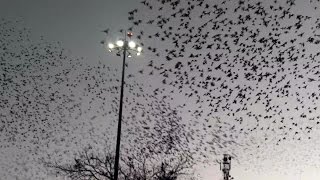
[45, 147, 195, 180]
[45, 148, 114, 180]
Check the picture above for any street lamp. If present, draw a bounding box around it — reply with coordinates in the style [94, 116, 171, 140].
[220, 154, 232, 180]
[103, 31, 142, 180]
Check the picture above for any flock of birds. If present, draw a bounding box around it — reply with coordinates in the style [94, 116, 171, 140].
[0, 18, 198, 179]
[2, 0, 320, 179]
[123, 0, 320, 175]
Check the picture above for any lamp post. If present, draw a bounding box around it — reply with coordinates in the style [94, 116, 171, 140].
[220, 154, 232, 180]
[103, 31, 142, 180]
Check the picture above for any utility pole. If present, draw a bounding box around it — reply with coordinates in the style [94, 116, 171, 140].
[103, 31, 142, 180]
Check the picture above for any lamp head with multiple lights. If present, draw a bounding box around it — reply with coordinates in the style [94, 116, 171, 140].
[105, 32, 142, 57]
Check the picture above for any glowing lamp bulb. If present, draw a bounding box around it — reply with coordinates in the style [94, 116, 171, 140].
[128, 41, 136, 48]
[137, 46, 142, 52]
[116, 40, 124, 47]
[137, 52, 141, 56]
[108, 43, 115, 49]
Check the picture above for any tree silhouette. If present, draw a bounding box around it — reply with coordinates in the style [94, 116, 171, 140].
[45, 146, 195, 180]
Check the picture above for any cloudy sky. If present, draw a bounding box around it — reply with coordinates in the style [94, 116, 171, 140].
[2, 0, 320, 180]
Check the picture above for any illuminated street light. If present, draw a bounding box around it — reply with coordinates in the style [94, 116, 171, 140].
[108, 43, 115, 49]
[128, 41, 136, 48]
[116, 40, 124, 47]
[102, 31, 142, 180]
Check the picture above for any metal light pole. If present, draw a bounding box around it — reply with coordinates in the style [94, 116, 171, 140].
[220, 154, 232, 180]
[103, 31, 142, 180]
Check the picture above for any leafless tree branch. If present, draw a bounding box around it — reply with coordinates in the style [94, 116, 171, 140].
[46, 146, 195, 180]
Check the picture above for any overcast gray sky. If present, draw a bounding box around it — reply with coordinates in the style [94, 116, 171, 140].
[2, 0, 320, 180]
[1, 0, 139, 62]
